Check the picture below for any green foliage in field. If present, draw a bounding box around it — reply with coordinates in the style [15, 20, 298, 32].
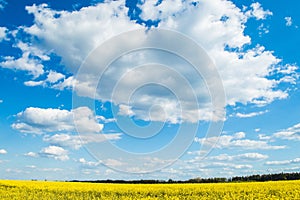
[0, 180, 299, 199]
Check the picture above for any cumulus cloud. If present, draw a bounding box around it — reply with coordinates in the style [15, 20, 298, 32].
[24, 152, 38, 157]
[0, 42, 47, 78]
[246, 2, 273, 20]
[12, 106, 103, 134]
[24, 70, 66, 87]
[38, 168, 63, 172]
[43, 133, 121, 150]
[136, 0, 289, 108]
[78, 158, 101, 167]
[195, 132, 285, 150]
[285, 17, 292, 27]
[0, 27, 7, 41]
[51, 76, 77, 90]
[96, 116, 116, 123]
[47, 70, 65, 83]
[274, 64, 299, 84]
[118, 104, 134, 117]
[188, 152, 268, 161]
[23, 2, 142, 72]
[235, 110, 268, 118]
[13, 106, 120, 150]
[230, 152, 268, 160]
[4, 0, 298, 123]
[258, 134, 271, 140]
[212, 163, 253, 169]
[0, 53, 44, 78]
[0, 149, 7, 154]
[277, 64, 298, 75]
[138, 0, 185, 21]
[23, 80, 44, 87]
[266, 158, 300, 165]
[273, 123, 300, 141]
[40, 145, 69, 161]
[103, 158, 124, 168]
[187, 158, 253, 169]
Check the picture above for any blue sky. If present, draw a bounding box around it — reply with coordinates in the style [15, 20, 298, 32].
[0, 0, 299, 180]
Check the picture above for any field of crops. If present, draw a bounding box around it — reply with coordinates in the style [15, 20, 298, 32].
[0, 180, 300, 199]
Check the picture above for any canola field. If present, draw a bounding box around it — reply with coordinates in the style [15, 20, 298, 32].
[0, 180, 300, 199]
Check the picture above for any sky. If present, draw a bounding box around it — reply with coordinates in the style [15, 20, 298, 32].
[0, 0, 299, 180]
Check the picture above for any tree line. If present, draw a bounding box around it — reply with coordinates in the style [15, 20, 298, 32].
[229, 172, 300, 182]
[69, 172, 300, 184]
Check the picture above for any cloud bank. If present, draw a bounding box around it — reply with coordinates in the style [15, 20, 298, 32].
[1, 0, 296, 124]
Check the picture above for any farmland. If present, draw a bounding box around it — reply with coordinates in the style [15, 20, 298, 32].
[0, 180, 300, 199]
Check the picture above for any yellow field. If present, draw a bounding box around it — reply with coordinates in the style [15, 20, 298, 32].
[0, 180, 300, 199]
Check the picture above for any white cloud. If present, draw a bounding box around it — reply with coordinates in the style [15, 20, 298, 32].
[156, 0, 251, 48]
[258, 23, 270, 36]
[258, 134, 271, 140]
[235, 110, 268, 118]
[234, 131, 246, 139]
[277, 64, 298, 75]
[118, 104, 134, 117]
[96, 116, 116, 123]
[246, 2, 273, 20]
[138, 0, 288, 108]
[52, 76, 77, 90]
[195, 132, 286, 150]
[73, 107, 104, 133]
[26, 165, 36, 169]
[47, 70, 65, 83]
[12, 107, 74, 134]
[266, 158, 300, 165]
[276, 64, 299, 84]
[0, 149, 7, 154]
[5, 1, 297, 124]
[235, 152, 268, 160]
[5, 169, 23, 174]
[138, 0, 185, 21]
[279, 76, 297, 84]
[78, 158, 101, 167]
[24, 80, 44, 87]
[43, 134, 83, 150]
[24, 70, 66, 87]
[0, 99, 3, 103]
[23, 2, 142, 72]
[207, 162, 252, 169]
[186, 158, 253, 169]
[40, 145, 69, 161]
[12, 106, 103, 134]
[43, 133, 121, 150]
[39, 168, 63, 172]
[233, 164, 253, 169]
[0, 42, 47, 78]
[0, 53, 44, 78]
[285, 17, 292, 27]
[189, 152, 268, 161]
[0, 27, 7, 41]
[273, 123, 300, 141]
[24, 152, 38, 157]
